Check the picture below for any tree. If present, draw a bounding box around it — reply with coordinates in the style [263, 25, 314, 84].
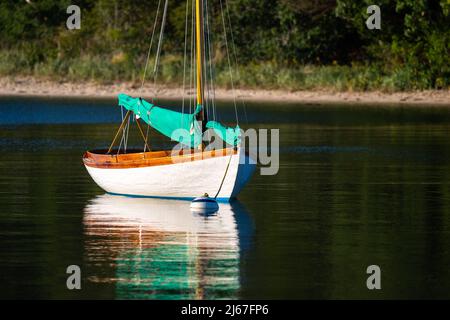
[335, 0, 450, 88]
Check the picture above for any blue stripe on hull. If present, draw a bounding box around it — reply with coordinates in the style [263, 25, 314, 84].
[106, 192, 232, 203]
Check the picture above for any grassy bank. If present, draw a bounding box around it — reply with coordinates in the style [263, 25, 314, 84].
[1, 50, 448, 93]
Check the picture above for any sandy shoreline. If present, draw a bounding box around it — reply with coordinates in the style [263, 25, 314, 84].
[1, 76, 449, 106]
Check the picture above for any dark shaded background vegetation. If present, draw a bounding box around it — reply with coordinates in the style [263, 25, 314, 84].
[0, 0, 448, 91]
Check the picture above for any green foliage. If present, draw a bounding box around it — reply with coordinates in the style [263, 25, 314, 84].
[335, 0, 450, 89]
[0, 0, 448, 91]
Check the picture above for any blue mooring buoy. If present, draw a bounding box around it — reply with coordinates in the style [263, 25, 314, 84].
[190, 193, 219, 213]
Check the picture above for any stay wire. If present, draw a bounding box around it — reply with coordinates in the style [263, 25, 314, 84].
[181, 0, 190, 127]
[219, 0, 238, 125]
[139, 0, 162, 152]
[205, 0, 217, 122]
[225, 0, 248, 124]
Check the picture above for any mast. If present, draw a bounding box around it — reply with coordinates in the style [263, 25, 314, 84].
[195, 0, 206, 129]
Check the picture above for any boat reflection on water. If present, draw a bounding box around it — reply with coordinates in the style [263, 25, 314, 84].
[83, 194, 253, 299]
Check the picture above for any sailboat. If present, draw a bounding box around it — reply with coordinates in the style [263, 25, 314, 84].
[83, 0, 256, 201]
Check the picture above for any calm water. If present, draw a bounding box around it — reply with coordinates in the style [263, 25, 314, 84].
[1, 96, 450, 299]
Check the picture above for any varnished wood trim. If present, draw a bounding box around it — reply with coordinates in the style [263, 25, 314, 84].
[83, 148, 237, 169]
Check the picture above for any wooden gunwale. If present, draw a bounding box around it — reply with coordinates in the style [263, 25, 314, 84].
[83, 148, 236, 169]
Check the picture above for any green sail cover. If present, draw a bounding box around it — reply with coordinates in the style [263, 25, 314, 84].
[206, 121, 241, 146]
[118, 93, 240, 148]
[118, 93, 202, 148]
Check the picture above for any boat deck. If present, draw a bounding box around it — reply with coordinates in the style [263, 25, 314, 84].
[83, 148, 237, 169]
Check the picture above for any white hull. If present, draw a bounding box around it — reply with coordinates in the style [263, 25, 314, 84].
[84, 148, 256, 201]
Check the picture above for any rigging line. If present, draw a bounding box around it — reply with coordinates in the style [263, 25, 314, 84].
[181, 0, 190, 126]
[124, 115, 131, 153]
[149, 0, 169, 101]
[119, 121, 128, 155]
[189, 0, 195, 114]
[214, 150, 234, 199]
[119, 109, 128, 153]
[154, 0, 169, 75]
[205, 0, 216, 122]
[219, 0, 239, 125]
[115, 111, 131, 155]
[117, 133, 124, 154]
[135, 118, 151, 152]
[191, 0, 196, 115]
[203, 0, 210, 121]
[139, 0, 162, 152]
[117, 121, 129, 155]
[202, 0, 210, 129]
[139, 0, 162, 95]
[224, 0, 248, 124]
[117, 106, 125, 153]
[144, 119, 150, 152]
